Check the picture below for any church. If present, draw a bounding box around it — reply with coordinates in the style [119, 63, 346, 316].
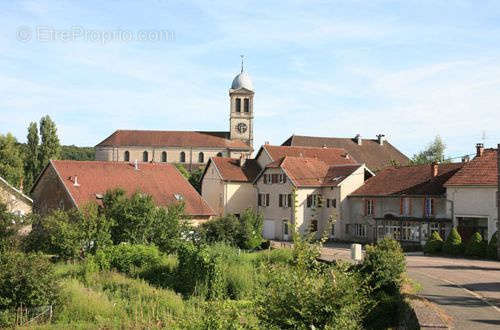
[95, 61, 255, 171]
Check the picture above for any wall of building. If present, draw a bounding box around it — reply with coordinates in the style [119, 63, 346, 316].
[0, 182, 32, 215]
[255, 148, 273, 169]
[224, 182, 257, 216]
[447, 186, 498, 241]
[201, 162, 225, 216]
[31, 165, 76, 216]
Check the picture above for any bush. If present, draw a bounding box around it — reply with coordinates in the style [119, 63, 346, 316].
[361, 237, 406, 294]
[25, 204, 112, 260]
[0, 252, 60, 326]
[424, 231, 444, 255]
[443, 227, 463, 256]
[95, 243, 163, 275]
[465, 232, 487, 258]
[256, 262, 368, 329]
[196, 208, 264, 250]
[486, 231, 498, 260]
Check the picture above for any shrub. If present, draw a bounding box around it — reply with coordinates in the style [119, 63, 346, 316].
[95, 243, 163, 275]
[196, 215, 240, 246]
[361, 237, 406, 294]
[486, 231, 498, 260]
[0, 202, 24, 252]
[465, 232, 487, 258]
[443, 227, 463, 256]
[424, 231, 444, 255]
[0, 252, 60, 326]
[256, 262, 368, 329]
[236, 208, 264, 250]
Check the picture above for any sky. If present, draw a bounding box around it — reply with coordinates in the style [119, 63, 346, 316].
[2, 0, 500, 159]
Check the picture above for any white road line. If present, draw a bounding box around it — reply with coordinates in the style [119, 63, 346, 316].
[411, 270, 500, 314]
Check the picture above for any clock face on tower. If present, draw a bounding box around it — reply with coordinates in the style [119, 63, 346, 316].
[236, 122, 247, 133]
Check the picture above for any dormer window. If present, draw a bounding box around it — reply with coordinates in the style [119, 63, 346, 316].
[124, 151, 130, 162]
[180, 151, 186, 163]
[161, 151, 167, 162]
[143, 151, 149, 162]
[174, 193, 184, 201]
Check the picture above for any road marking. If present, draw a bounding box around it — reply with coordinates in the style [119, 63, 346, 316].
[411, 271, 500, 314]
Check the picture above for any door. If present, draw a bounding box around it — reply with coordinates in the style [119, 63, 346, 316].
[283, 220, 289, 241]
[263, 220, 275, 240]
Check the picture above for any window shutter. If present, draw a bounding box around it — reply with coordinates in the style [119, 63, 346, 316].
[288, 194, 292, 208]
[333, 199, 337, 208]
[263, 175, 267, 184]
[266, 194, 270, 206]
[372, 199, 375, 215]
[307, 195, 311, 207]
[409, 199, 412, 215]
[364, 200, 368, 215]
[327, 199, 330, 208]
[431, 198, 435, 215]
[423, 198, 426, 217]
[283, 175, 287, 184]
[258, 194, 262, 206]
[400, 198, 403, 215]
[279, 194, 283, 207]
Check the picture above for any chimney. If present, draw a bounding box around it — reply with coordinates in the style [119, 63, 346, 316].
[134, 159, 139, 170]
[354, 134, 362, 146]
[239, 153, 247, 167]
[431, 162, 438, 178]
[73, 175, 80, 187]
[476, 143, 484, 157]
[376, 134, 385, 146]
[264, 141, 269, 145]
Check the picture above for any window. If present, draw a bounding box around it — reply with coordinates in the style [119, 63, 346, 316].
[143, 151, 148, 162]
[279, 174, 287, 183]
[180, 151, 186, 163]
[161, 151, 167, 162]
[124, 151, 130, 162]
[283, 220, 289, 235]
[424, 197, 435, 217]
[307, 194, 319, 208]
[271, 174, 279, 183]
[354, 224, 367, 237]
[244, 98, 249, 112]
[400, 197, 411, 216]
[310, 219, 318, 232]
[235, 98, 241, 112]
[364, 199, 374, 215]
[198, 152, 204, 163]
[258, 193, 270, 207]
[217, 152, 223, 157]
[279, 194, 292, 208]
[263, 174, 273, 184]
[174, 194, 183, 201]
[326, 198, 337, 208]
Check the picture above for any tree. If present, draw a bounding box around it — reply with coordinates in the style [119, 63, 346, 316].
[465, 232, 487, 258]
[38, 115, 60, 170]
[424, 231, 444, 255]
[0, 133, 24, 188]
[411, 135, 447, 164]
[188, 167, 204, 192]
[237, 208, 264, 250]
[24, 122, 40, 191]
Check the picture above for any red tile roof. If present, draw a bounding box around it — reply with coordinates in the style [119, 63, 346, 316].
[282, 135, 409, 170]
[210, 157, 261, 182]
[263, 156, 363, 187]
[96, 130, 251, 150]
[262, 145, 358, 166]
[49, 160, 215, 216]
[350, 163, 464, 196]
[445, 149, 497, 186]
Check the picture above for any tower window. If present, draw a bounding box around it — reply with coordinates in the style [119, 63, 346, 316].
[244, 98, 249, 112]
[143, 151, 149, 162]
[235, 98, 241, 112]
[198, 152, 204, 163]
[161, 151, 167, 162]
[124, 151, 130, 162]
[180, 151, 186, 163]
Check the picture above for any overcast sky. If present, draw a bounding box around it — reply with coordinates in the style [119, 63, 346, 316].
[2, 0, 500, 159]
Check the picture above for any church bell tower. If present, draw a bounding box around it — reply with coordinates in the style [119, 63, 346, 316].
[229, 56, 254, 150]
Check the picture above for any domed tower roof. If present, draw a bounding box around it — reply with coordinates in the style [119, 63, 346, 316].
[230, 56, 254, 91]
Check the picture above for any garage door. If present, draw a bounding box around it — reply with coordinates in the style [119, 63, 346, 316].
[263, 220, 275, 240]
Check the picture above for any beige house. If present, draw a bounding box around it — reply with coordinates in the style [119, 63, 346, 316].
[348, 163, 463, 245]
[0, 176, 32, 216]
[254, 156, 368, 241]
[95, 63, 255, 171]
[444, 145, 498, 242]
[201, 156, 260, 217]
